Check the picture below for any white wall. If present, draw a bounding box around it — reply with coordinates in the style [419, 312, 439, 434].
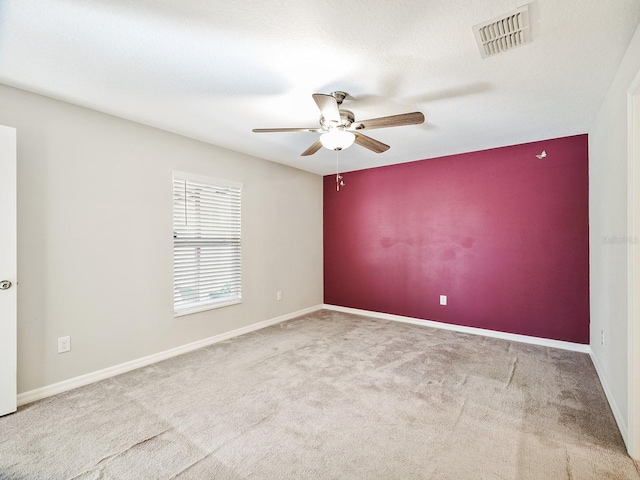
[0, 84, 323, 394]
[589, 22, 640, 445]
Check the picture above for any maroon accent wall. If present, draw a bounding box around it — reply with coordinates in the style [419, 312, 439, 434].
[323, 135, 590, 343]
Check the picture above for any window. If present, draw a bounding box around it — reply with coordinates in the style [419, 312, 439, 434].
[172, 171, 242, 315]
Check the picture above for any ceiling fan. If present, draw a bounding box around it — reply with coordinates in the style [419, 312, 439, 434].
[252, 91, 425, 156]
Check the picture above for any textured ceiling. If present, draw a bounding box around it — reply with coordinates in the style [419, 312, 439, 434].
[1, 1, 639, 175]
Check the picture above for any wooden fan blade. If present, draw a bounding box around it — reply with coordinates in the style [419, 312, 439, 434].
[253, 127, 321, 133]
[301, 139, 323, 156]
[356, 112, 424, 130]
[354, 132, 390, 153]
[312, 93, 341, 123]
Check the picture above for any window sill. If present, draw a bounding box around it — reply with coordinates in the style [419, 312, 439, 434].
[174, 299, 242, 317]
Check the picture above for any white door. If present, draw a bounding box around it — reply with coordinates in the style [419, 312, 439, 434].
[0, 125, 17, 416]
[629, 74, 640, 460]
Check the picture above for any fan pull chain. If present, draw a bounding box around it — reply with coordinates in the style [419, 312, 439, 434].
[336, 150, 345, 192]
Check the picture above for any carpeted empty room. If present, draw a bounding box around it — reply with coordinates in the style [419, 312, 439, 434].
[4, 2, 640, 478]
[1, 310, 638, 479]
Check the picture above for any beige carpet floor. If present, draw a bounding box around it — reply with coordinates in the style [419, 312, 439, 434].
[1, 310, 639, 479]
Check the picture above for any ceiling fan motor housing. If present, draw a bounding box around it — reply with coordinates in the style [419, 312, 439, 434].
[320, 110, 355, 130]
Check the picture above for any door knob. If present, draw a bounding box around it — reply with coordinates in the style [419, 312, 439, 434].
[0, 280, 12, 290]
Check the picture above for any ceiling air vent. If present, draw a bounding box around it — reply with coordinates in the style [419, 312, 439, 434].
[473, 5, 531, 59]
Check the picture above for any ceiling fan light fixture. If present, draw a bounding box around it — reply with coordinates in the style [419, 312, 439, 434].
[320, 129, 355, 151]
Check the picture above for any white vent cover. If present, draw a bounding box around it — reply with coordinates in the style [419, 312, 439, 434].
[473, 5, 531, 59]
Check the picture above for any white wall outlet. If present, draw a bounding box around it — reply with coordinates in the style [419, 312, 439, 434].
[58, 336, 71, 353]
[276, 291, 283, 301]
[440, 295, 447, 306]
[601, 330, 604, 346]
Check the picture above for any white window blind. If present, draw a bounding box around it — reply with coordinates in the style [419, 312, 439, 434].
[172, 172, 242, 315]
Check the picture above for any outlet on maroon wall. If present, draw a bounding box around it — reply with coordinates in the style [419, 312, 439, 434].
[323, 135, 589, 344]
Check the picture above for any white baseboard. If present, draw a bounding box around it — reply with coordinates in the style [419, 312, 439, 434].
[589, 350, 628, 445]
[17, 304, 323, 407]
[323, 304, 591, 353]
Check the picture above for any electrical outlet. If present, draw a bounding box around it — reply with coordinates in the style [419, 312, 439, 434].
[601, 330, 604, 347]
[57, 336, 71, 353]
[276, 291, 283, 301]
[440, 295, 447, 306]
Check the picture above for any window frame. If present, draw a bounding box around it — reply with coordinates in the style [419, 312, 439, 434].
[172, 171, 243, 317]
